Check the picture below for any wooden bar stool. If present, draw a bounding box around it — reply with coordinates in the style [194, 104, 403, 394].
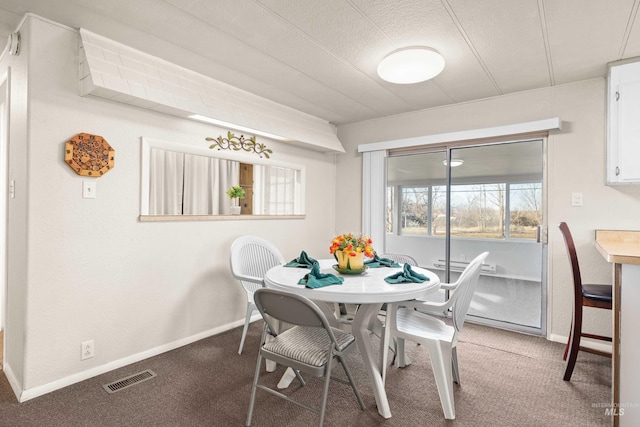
[558, 222, 612, 381]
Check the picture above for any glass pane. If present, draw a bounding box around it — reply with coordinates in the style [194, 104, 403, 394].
[386, 186, 395, 233]
[431, 185, 446, 236]
[385, 152, 448, 304]
[450, 183, 506, 239]
[509, 183, 542, 239]
[451, 140, 543, 330]
[400, 186, 429, 235]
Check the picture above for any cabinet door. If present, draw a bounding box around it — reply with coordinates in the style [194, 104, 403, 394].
[608, 61, 640, 184]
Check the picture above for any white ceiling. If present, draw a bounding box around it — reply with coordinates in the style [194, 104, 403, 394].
[1, 0, 639, 127]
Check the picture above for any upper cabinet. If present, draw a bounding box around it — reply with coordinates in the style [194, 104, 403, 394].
[607, 59, 640, 184]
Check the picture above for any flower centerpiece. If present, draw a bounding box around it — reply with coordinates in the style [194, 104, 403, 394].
[226, 185, 245, 215]
[329, 233, 374, 271]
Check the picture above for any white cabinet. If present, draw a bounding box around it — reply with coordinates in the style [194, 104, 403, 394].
[607, 59, 640, 184]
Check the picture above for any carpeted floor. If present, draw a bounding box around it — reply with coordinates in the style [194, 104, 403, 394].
[0, 322, 611, 426]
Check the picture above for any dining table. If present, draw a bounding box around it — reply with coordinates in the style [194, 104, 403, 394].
[263, 258, 441, 419]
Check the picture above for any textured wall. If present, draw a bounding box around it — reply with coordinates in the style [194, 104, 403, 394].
[5, 16, 337, 398]
[337, 78, 640, 343]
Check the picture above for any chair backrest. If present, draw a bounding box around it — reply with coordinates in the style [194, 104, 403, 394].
[254, 288, 337, 339]
[381, 253, 418, 266]
[229, 236, 286, 293]
[450, 252, 489, 332]
[558, 222, 583, 304]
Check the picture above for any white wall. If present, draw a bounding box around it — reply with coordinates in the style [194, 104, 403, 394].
[336, 79, 640, 343]
[3, 16, 338, 399]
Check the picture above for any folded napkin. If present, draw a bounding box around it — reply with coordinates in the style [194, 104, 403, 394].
[384, 263, 430, 284]
[298, 262, 344, 289]
[364, 252, 400, 268]
[284, 250, 318, 268]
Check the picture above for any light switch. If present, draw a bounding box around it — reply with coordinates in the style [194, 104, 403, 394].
[571, 192, 583, 207]
[83, 180, 96, 199]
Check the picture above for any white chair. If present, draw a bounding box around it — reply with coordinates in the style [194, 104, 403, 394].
[370, 253, 418, 370]
[229, 236, 285, 355]
[246, 288, 366, 427]
[386, 252, 489, 420]
[380, 253, 418, 267]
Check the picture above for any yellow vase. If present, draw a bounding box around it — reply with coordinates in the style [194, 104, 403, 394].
[336, 251, 365, 270]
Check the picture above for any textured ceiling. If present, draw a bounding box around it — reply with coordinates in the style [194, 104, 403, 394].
[1, 0, 639, 126]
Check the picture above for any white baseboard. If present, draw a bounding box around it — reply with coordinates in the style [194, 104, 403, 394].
[18, 314, 262, 403]
[548, 333, 612, 354]
[2, 362, 23, 401]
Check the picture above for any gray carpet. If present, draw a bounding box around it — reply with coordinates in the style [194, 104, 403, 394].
[0, 322, 611, 426]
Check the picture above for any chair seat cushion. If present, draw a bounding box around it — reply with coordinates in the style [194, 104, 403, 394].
[582, 284, 613, 302]
[263, 326, 355, 367]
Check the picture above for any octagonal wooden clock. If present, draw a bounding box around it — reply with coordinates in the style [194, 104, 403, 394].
[65, 133, 115, 177]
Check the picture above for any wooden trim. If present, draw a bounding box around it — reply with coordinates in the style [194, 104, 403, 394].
[139, 214, 305, 222]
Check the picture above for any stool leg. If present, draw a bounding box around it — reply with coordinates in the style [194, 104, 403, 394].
[563, 304, 583, 381]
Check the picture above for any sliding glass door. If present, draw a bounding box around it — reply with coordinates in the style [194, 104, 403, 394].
[385, 139, 545, 334]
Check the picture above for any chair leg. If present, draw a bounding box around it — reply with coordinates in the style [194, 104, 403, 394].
[429, 341, 455, 419]
[245, 352, 264, 426]
[318, 359, 334, 427]
[563, 317, 573, 361]
[563, 305, 583, 381]
[338, 355, 366, 410]
[238, 302, 256, 355]
[452, 346, 460, 385]
[396, 337, 407, 368]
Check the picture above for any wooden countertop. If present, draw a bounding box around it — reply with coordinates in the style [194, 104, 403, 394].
[595, 230, 640, 265]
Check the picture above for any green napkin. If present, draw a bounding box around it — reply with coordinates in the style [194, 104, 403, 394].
[298, 262, 344, 289]
[284, 250, 318, 268]
[384, 263, 429, 284]
[365, 252, 400, 268]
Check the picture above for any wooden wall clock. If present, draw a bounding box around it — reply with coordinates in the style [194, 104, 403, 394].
[65, 133, 115, 177]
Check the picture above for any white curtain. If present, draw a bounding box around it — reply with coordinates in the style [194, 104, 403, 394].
[183, 155, 239, 215]
[149, 148, 184, 215]
[362, 150, 387, 248]
[149, 148, 239, 215]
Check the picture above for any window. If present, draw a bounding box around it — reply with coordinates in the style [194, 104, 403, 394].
[253, 165, 302, 215]
[391, 181, 541, 240]
[509, 183, 542, 239]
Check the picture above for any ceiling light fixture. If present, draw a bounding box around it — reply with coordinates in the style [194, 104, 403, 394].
[377, 47, 445, 84]
[442, 159, 464, 167]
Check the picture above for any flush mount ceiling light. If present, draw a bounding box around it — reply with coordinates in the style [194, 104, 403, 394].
[377, 47, 445, 84]
[442, 159, 464, 167]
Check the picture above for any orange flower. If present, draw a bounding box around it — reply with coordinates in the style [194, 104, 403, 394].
[329, 233, 375, 258]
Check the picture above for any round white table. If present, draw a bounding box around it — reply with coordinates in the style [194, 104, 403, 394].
[264, 259, 440, 419]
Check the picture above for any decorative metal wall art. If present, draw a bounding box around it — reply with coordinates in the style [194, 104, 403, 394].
[206, 132, 272, 158]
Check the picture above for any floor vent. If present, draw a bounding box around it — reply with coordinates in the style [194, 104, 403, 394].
[103, 369, 157, 394]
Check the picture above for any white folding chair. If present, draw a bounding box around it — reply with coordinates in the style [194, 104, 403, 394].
[229, 236, 285, 355]
[386, 252, 489, 420]
[246, 288, 365, 427]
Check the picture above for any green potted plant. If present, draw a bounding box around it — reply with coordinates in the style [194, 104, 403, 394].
[227, 185, 246, 215]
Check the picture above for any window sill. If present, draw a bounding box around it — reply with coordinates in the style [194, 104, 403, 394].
[139, 214, 306, 222]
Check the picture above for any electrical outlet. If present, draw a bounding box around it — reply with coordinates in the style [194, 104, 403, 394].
[81, 340, 94, 360]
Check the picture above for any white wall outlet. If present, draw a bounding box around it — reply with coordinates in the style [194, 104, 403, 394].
[82, 180, 96, 199]
[81, 340, 94, 360]
[571, 192, 583, 207]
